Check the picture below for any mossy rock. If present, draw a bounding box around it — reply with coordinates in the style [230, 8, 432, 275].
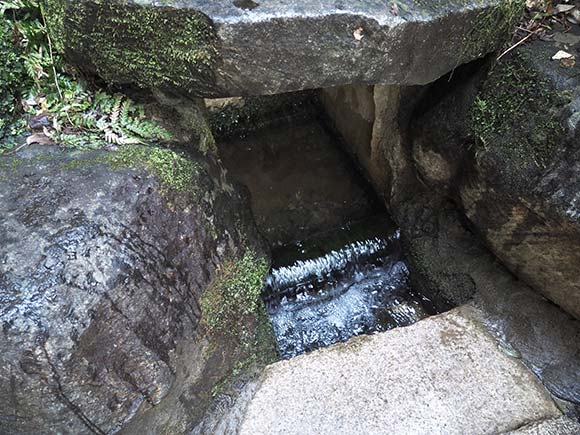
[42, 0, 521, 97]
[469, 47, 572, 191]
[0, 143, 274, 434]
[42, 0, 219, 95]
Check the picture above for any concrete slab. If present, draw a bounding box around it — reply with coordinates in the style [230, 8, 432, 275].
[503, 417, 580, 435]
[238, 307, 560, 435]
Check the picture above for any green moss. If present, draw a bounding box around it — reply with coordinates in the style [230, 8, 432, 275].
[178, 102, 216, 155]
[470, 51, 569, 169]
[42, 0, 218, 93]
[41, 0, 65, 53]
[461, 0, 525, 61]
[200, 251, 270, 336]
[107, 145, 200, 193]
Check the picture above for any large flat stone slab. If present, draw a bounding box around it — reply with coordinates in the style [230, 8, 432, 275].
[238, 307, 560, 435]
[503, 417, 580, 435]
[45, 0, 521, 97]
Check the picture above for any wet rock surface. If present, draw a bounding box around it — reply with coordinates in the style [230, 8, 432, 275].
[0, 145, 266, 434]
[403, 32, 580, 319]
[398, 198, 580, 417]
[45, 0, 516, 97]
[236, 306, 561, 435]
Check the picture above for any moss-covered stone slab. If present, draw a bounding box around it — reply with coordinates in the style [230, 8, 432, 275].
[43, 0, 523, 97]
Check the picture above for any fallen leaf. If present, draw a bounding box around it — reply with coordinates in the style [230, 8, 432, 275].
[552, 50, 575, 60]
[353, 27, 364, 41]
[26, 133, 54, 146]
[561, 57, 576, 67]
[555, 4, 576, 13]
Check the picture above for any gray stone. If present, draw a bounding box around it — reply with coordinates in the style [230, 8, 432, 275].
[398, 199, 580, 414]
[0, 144, 268, 434]
[457, 36, 580, 320]
[44, 0, 521, 97]
[503, 417, 580, 435]
[237, 307, 561, 435]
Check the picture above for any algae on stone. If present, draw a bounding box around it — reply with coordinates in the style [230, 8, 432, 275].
[42, 0, 218, 94]
[470, 51, 569, 170]
[200, 250, 269, 336]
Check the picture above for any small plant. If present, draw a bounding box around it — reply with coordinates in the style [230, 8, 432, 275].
[0, 0, 173, 149]
[200, 251, 269, 336]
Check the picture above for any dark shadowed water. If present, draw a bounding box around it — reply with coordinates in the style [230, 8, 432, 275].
[218, 118, 381, 246]
[264, 216, 445, 359]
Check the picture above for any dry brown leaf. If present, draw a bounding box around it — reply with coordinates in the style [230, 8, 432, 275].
[26, 133, 54, 146]
[561, 57, 576, 67]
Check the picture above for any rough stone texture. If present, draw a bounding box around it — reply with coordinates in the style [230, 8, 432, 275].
[0, 145, 267, 434]
[410, 56, 491, 189]
[368, 25, 580, 320]
[45, 0, 520, 97]
[503, 417, 580, 435]
[322, 84, 424, 208]
[324, 36, 580, 320]
[456, 38, 580, 320]
[398, 198, 580, 414]
[237, 306, 560, 435]
[315, 49, 580, 414]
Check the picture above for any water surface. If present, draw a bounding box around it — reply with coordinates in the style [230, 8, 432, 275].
[264, 216, 444, 359]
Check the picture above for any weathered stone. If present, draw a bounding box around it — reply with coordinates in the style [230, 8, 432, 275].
[503, 417, 580, 435]
[398, 198, 580, 413]
[322, 84, 423, 208]
[43, 0, 523, 97]
[0, 144, 272, 434]
[457, 36, 580, 320]
[236, 306, 561, 435]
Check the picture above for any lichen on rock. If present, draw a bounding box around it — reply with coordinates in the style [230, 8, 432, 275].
[42, 0, 218, 94]
[470, 50, 570, 182]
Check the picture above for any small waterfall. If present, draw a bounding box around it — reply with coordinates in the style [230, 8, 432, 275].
[263, 220, 442, 359]
[264, 231, 400, 299]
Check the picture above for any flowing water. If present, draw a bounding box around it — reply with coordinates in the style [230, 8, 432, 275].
[216, 110, 448, 359]
[264, 215, 445, 359]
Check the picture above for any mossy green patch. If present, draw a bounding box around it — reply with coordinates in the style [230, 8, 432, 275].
[461, 0, 525, 62]
[200, 250, 270, 336]
[42, 0, 218, 94]
[470, 50, 570, 169]
[107, 145, 200, 193]
[0, 18, 26, 138]
[60, 144, 201, 194]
